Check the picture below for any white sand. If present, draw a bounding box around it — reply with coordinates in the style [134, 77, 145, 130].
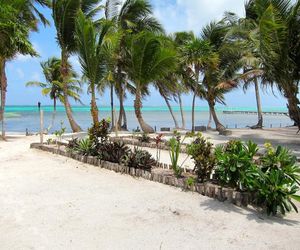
[0, 134, 300, 250]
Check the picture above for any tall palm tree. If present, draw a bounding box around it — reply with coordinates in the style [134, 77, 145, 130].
[75, 11, 115, 125]
[125, 32, 177, 133]
[181, 34, 219, 132]
[26, 57, 82, 130]
[52, 0, 101, 132]
[105, 0, 163, 131]
[200, 21, 243, 132]
[246, 0, 300, 129]
[0, 0, 44, 139]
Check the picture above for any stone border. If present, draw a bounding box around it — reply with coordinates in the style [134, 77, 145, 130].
[30, 143, 253, 207]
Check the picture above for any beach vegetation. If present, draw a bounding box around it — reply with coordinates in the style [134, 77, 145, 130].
[98, 141, 131, 164]
[123, 147, 156, 171]
[138, 132, 151, 143]
[88, 118, 110, 146]
[187, 133, 216, 182]
[74, 138, 95, 156]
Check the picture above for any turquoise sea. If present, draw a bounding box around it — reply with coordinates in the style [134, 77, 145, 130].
[3, 105, 292, 133]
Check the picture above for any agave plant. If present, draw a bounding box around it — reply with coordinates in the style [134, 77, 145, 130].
[123, 147, 156, 171]
[74, 138, 95, 156]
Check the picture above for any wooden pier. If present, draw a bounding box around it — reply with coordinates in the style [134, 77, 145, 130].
[223, 110, 288, 116]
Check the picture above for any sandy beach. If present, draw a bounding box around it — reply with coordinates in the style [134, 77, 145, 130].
[0, 132, 300, 250]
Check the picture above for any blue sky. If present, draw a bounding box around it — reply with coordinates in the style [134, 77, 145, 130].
[6, 0, 287, 108]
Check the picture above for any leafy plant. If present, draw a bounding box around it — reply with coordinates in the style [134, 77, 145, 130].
[123, 147, 156, 171]
[66, 138, 79, 153]
[185, 176, 196, 188]
[54, 121, 66, 145]
[215, 140, 259, 190]
[254, 167, 300, 216]
[88, 119, 110, 146]
[187, 134, 216, 182]
[169, 137, 183, 177]
[155, 133, 164, 163]
[74, 138, 95, 156]
[99, 141, 130, 164]
[138, 132, 151, 143]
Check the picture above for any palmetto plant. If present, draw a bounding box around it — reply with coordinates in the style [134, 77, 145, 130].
[125, 32, 177, 133]
[26, 57, 82, 130]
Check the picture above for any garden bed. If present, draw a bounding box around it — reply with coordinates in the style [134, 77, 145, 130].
[30, 142, 252, 208]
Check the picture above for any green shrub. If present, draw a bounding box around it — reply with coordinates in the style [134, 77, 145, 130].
[138, 132, 151, 143]
[215, 140, 258, 190]
[74, 138, 95, 156]
[187, 134, 215, 182]
[169, 137, 183, 177]
[88, 119, 110, 145]
[99, 141, 131, 164]
[123, 147, 156, 171]
[253, 144, 300, 215]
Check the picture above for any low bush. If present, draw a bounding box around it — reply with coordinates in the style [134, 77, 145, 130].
[99, 141, 131, 164]
[73, 138, 96, 156]
[138, 132, 151, 143]
[215, 140, 258, 191]
[187, 134, 215, 182]
[88, 119, 110, 146]
[123, 147, 156, 171]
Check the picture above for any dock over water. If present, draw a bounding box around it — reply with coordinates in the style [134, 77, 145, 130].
[223, 110, 288, 116]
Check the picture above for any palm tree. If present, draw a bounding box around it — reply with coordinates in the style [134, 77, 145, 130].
[52, 0, 102, 132]
[200, 21, 242, 133]
[0, 0, 45, 139]
[125, 32, 177, 133]
[105, 0, 163, 131]
[75, 11, 114, 125]
[181, 34, 219, 132]
[26, 57, 82, 130]
[246, 0, 300, 129]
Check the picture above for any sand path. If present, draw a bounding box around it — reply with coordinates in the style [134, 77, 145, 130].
[0, 135, 300, 250]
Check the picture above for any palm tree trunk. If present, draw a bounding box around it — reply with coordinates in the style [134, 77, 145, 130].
[285, 90, 300, 130]
[191, 92, 196, 132]
[162, 93, 179, 128]
[208, 99, 226, 132]
[61, 51, 82, 132]
[48, 97, 57, 131]
[134, 88, 154, 133]
[117, 85, 124, 130]
[178, 94, 185, 129]
[121, 105, 127, 130]
[0, 58, 7, 139]
[90, 83, 99, 125]
[253, 78, 263, 129]
[110, 83, 115, 129]
[207, 110, 212, 129]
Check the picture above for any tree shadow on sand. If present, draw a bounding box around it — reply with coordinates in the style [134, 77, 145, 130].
[199, 198, 300, 226]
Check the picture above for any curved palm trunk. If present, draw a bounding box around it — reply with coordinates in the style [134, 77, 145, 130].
[134, 88, 154, 133]
[191, 92, 196, 132]
[178, 94, 186, 129]
[110, 83, 115, 130]
[208, 99, 226, 132]
[48, 97, 57, 131]
[161, 92, 179, 129]
[252, 78, 263, 129]
[207, 110, 212, 130]
[90, 83, 99, 125]
[117, 85, 124, 130]
[286, 91, 300, 130]
[61, 51, 82, 132]
[0, 58, 7, 139]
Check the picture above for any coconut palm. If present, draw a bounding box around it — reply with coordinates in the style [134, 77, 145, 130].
[200, 21, 243, 132]
[181, 34, 219, 132]
[52, 0, 102, 132]
[245, 0, 300, 129]
[0, 0, 45, 139]
[105, 0, 163, 131]
[125, 32, 177, 133]
[75, 11, 115, 125]
[26, 57, 82, 130]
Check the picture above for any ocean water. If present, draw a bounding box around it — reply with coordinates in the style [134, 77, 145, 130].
[3, 105, 292, 133]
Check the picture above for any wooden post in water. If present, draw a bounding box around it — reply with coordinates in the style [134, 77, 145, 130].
[40, 109, 44, 144]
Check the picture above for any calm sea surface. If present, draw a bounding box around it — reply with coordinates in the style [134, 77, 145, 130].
[3, 105, 292, 133]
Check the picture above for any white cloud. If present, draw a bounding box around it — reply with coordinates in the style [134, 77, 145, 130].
[16, 68, 25, 79]
[15, 42, 42, 62]
[31, 72, 42, 82]
[152, 0, 245, 34]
